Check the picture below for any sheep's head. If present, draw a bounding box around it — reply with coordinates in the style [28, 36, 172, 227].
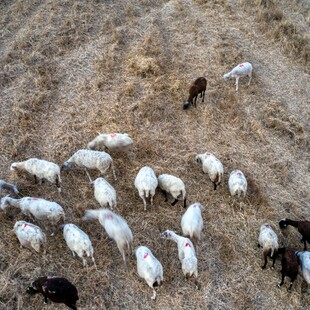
[223, 73, 230, 81]
[195, 155, 203, 164]
[0, 196, 10, 210]
[62, 162, 72, 170]
[279, 219, 287, 229]
[10, 163, 19, 171]
[160, 230, 173, 239]
[27, 281, 39, 295]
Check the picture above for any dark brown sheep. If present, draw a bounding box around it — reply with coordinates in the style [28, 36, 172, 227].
[27, 276, 79, 309]
[277, 247, 299, 291]
[279, 218, 310, 250]
[183, 77, 207, 109]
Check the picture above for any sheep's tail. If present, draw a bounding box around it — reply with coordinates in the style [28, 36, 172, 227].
[144, 190, 150, 198]
[83, 209, 100, 221]
[270, 245, 276, 258]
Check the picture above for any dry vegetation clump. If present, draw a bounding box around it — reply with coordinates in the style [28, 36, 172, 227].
[0, 0, 310, 309]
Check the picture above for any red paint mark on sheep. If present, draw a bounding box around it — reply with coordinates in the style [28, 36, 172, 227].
[110, 134, 117, 138]
[105, 214, 113, 219]
[236, 172, 242, 176]
[32, 198, 40, 200]
[23, 224, 28, 228]
[185, 243, 191, 248]
[239, 64, 244, 67]
[144, 253, 149, 259]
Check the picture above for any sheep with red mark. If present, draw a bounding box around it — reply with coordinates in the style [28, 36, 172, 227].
[13, 221, 46, 253]
[158, 174, 186, 208]
[1, 196, 65, 234]
[135, 246, 164, 300]
[181, 203, 203, 253]
[62, 223, 96, 268]
[183, 77, 207, 109]
[195, 152, 224, 190]
[228, 169, 247, 198]
[87, 133, 133, 154]
[10, 158, 61, 192]
[0, 179, 19, 197]
[160, 230, 198, 278]
[258, 223, 279, 269]
[279, 218, 310, 250]
[296, 251, 310, 285]
[27, 276, 79, 309]
[277, 247, 299, 291]
[63, 149, 116, 180]
[134, 166, 158, 211]
[223, 62, 253, 92]
[83, 208, 133, 266]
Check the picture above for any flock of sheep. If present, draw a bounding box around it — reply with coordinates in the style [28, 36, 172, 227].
[1, 62, 309, 309]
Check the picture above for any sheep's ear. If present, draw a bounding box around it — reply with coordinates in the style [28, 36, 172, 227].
[196, 156, 201, 164]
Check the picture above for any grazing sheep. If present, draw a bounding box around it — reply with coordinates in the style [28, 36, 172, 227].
[83, 209, 133, 266]
[135, 246, 164, 300]
[158, 174, 186, 208]
[63, 149, 116, 180]
[10, 158, 61, 192]
[87, 133, 133, 153]
[296, 251, 310, 285]
[134, 166, 158, 211]
[195, 152, 224, 190]
[62, 223, 96, 268]
[1, 196, 65, 233]
[228, 169, 247, 198]
[13, 221, 46, 253]
[181, 203, 203, 253]
[160, 230, 198, 278]
[0, 179, 19, 197]
[223, 62, 253, 92]
[277, 247, 299, 291]
[27, 276, 79, 310]
[258, 223, 279, 269]
[183, 77, 207, 109]
[279, 218, 310, 251]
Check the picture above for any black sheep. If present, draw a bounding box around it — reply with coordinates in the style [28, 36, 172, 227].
[183, 77, 207, 109]
[27, 276, 79, 310]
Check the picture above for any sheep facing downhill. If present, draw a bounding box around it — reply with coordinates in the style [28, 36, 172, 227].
[277, 247, 299, 291]
[87, 133, 133, 154]
[160, 230, 198, 278]
[62, 223, 96, 268]
[258, 223, 279, 269]
[183, 77, 207, 109]
[13, 221, 46, 254]
[0, 179, 19, 197]
[91, 177, 117, 210]
[10, 158, 61, 192]
[158, 174, 186, 208]
[27, 276, 79, 310]
[63, 149, 116, 180]
[83, 209, 133, 267]
[228, 169, 247, 198]
[296, 251, 310, 285]
[195, 152, 224, 190]
[181, 203, 203, 254]
[1, 196, 65, 234]
[223, 62, 253, 92]
[135, 246, 164, 300]
[279, 218, 310, 251]
[134, 166, 158, 212]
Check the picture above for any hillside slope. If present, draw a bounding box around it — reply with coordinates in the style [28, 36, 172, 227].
[0, 0, 309, 309]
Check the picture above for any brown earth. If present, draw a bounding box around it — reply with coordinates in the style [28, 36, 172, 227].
[0, 0, 310, 309]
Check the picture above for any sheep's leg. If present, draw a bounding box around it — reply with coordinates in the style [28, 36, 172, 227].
[301, 238, 307, 251]
[151, 289, 157, 300]
[262, 250, 268, 269]
[140, 194, 147, 212]
[193, 96, 197, 107]
[213, 182, 217, 190]
[65, 302, 77, 310]
[248, 73, 252, 86]
[171, 198, 178, 206]
[183, 198, 187, 208]
[278, 273, 285, 288]
[55, 177, 61, 193]
[235, 77, 240, 92]
[43, 295, 48, 304]
[161, 189, 168, 202]
[34, 175, 38, 184]
[201, 91, 205, 103]
[271, 256, 276, 269]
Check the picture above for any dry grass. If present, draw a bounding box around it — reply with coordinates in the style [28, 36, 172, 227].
[1, 0, 310, 309]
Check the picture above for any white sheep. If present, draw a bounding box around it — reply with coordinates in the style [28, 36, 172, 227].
[134, 166, 158, 211]
[62, 223, 96, 268]
[258, 223, 279, 269]
[181, 203, 203, 253]
[13, 220, 46, 253]
[87, 133, 133, 153]
[160, 230, 197, 278]
[223, 62, 253, 92]
[157, 174, 186, 208]
[135, 246, 164, 300]
[228, 169, 247, 198]
[91, 177, 117, 210]
[83, 209, 133, 266]
[1, 196, 65, 233]
[63, 149, 116, 180]
[0, 179, 19, 197]
[10, 158, 61, 192]
[195, 152, 224, 190]
[296, 251, 310, 284]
